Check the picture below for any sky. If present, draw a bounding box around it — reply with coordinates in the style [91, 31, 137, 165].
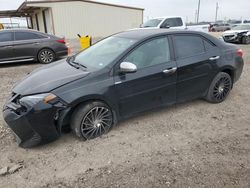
[0, 0, 249, 23]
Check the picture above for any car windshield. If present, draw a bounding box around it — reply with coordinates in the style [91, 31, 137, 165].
[141, 19, 163, 28]
[233, 25, 250, 30]
[73, 36, 137, 71]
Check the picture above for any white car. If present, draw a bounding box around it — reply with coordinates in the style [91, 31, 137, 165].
[222, 24, 250, 44]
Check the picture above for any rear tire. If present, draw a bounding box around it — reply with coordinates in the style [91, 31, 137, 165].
[38, 48, 55, 64]
[71, 101, 113, 140]
[205, 72, 232, 103]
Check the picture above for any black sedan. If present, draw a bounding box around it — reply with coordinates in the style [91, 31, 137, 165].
[0, 29, 68, 64]
[3, 29, 244, 148]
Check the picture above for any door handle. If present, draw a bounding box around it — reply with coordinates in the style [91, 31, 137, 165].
[209, 56, 220, 61]
[34, 42, 40, 45]
[163, 67, 177, 74]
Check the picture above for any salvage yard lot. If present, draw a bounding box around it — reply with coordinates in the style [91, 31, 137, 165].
[0, 42, 250, 187]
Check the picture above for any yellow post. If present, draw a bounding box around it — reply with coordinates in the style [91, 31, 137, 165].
[78, 35, 92, 50]
[0, 23, 4, 30]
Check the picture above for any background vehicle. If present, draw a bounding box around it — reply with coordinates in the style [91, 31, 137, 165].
[210, 23, 231, 32]
[140, 16, 186, 29]
[222, 24, 250, 44]
[3, 29, 244, 148]
[140, 17, 209, 32]
[0, 29, 68, 64]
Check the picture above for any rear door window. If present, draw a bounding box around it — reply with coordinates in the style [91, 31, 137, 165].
[173, 35, 205, 59]
[162, 18, 183, 27]
[15, 32, 46, 41]
[0, 32, 14, 42]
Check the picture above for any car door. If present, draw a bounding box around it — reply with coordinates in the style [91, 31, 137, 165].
[0, 31, 14, 62]
[172, 34, 220, 103]
[114, 36, 177, 118]
[13, 31, 45, 60]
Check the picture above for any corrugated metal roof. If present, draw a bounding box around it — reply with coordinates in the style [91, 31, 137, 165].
[0, 0, 143, 18]
[23, 0, 144, 11]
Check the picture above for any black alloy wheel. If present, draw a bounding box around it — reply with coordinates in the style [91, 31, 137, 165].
[71, 102, 113, 140]
[206, 72, 232, 103]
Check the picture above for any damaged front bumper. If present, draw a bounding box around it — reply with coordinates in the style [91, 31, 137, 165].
[223, 34, 241, 43]
[2, 93, 68, 148]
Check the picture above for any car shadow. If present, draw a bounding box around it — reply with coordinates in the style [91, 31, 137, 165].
[30, 99, 208, 150]
[115, 99, 207, 128]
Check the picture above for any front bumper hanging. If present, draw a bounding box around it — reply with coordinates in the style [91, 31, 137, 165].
[2, 93, 65, 148]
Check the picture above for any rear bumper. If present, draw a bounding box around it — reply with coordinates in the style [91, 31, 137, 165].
[3, 101, 62, 148]
[234, 57, 244, 83]
[56, 50, 68, 59]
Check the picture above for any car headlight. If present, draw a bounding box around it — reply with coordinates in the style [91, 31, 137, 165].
[19, 93, 57, 107]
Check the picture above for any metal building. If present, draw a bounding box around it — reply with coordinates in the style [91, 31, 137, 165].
[0, 0, 144, 39]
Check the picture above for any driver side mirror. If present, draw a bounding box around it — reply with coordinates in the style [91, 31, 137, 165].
[119, 62, 137, 74]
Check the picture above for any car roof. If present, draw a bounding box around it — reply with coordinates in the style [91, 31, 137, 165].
[0, 28, 59, 38]
[149, 16, 183, 19]
[114, 29, 226, 47]
[116, 29, 207, 39]
[0, 28, 42, 33]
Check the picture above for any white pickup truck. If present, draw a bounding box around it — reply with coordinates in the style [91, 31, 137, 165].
[140, 16, 209, 32]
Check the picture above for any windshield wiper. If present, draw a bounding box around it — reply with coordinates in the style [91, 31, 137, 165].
[72, 61, 87, 69]
[67, 56, 87, 69]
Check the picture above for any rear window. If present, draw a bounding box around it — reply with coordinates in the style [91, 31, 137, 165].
[141, 19, 163, 28]
[162, 18, 183, 27]
[174, 35, 205, 58]
[0, 32, 14, 42]
[15, 32, 46, 41]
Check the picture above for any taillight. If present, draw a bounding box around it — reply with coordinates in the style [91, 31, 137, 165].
[236, 49, 243, 57]
[56, 39, 66, 44]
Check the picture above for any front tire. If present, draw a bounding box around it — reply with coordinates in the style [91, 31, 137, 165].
[242, 36, 250, 44]
[205, 72, 232, 103]
[38, 48, 55, 64]
[71, 101, 113, 140]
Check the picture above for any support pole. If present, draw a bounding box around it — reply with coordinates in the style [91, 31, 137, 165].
[215, 2, 219, 22]
[197, 0, 201, 23]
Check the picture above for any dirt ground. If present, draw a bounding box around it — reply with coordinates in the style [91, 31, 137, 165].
[0, 38, 250, 188]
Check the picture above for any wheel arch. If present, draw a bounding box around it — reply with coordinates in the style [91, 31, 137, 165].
[219, 66, 235, 83]
[58, 95, 118, 131]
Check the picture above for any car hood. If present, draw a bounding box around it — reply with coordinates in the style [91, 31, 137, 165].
[223, 30, 249, 35]
[13, 59, 90, 96]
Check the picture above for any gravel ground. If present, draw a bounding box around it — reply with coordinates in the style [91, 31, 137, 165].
[0, 40, 250, 188]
